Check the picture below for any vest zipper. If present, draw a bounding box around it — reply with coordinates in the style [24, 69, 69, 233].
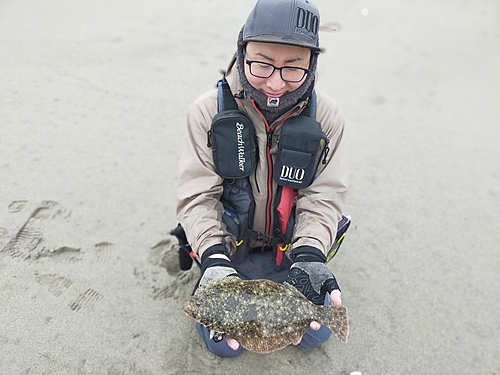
[250, 100, 273, 235]
[251, 100, 301, 237]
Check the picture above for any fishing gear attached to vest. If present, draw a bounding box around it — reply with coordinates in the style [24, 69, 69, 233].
[207, 76, 337, 266]
[171, 76, 351, 270]
[206, 77, 257, 179]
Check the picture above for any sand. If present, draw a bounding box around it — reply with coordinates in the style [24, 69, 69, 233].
[1, 0, 499, 374]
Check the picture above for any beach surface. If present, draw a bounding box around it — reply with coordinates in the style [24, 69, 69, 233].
[1, 0, 499, 374]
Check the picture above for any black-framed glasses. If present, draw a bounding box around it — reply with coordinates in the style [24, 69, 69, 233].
[245, 59, 309, 83]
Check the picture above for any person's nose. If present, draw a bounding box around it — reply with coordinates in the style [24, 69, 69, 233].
[266, 69, 286, 92]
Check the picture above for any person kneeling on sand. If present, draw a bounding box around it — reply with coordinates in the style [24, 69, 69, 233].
[176, 0, 349, 357]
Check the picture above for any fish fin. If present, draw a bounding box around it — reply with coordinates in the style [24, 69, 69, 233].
[238, 331, 302, 354]
[317, 305, 349, 343]
[284, 281, 349, 342]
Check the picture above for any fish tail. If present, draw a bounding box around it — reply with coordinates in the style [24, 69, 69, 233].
[317, 305, 349, 343]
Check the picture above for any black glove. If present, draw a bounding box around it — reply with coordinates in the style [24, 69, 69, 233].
[285, 246, 340, 305]
[195, 244, 239, 343]
[197, 244, 238, 286]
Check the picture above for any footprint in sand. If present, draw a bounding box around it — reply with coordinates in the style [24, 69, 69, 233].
[147, 237, 200, 301]
[8, 200, 28, 213]
[2, 225, 43, 258]
[30, 200, 69, 220]
[94, 241, 116, 264]
[69, 289, 104, 312]
[149, 238, 184, 276]
[35, 274, 73, 297]
[0, 227, 9, 238]
[151, 269, 198, 301]
[2, 200, 74, 259]
[33, 246, 82, 262]
[4, 201, 104, 316]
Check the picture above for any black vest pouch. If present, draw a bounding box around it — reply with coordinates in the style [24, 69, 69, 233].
[273, 116, 329, 189]
[209, 110, 257, 179]
[220, 178, 255, 264]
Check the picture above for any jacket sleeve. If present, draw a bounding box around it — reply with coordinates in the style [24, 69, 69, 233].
[176, 90, 231, 256]
[291, 93, 348, 256]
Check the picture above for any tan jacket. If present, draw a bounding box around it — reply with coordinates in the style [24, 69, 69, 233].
[176, 63, 348, 259]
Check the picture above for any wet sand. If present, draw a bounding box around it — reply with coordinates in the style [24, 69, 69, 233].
[1, 0, 499, 374]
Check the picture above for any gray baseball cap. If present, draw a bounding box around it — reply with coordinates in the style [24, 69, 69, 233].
[242, 0, 322, 53]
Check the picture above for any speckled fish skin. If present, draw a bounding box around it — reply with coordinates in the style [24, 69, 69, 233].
[182, 277, 349, 353]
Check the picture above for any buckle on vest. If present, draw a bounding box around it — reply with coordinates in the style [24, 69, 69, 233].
[243, 228, 285, 246]
[255, 232, 285, 246]
[254, 232, 274, 245]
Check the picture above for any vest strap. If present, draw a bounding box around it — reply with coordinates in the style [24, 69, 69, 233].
[217, 77, 239, 112]
[242, 227, 285, 246]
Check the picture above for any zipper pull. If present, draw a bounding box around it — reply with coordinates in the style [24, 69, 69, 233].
[234, 90, 245, 99]
[322, 145, 330, 164]
[207, 130, 212, 147]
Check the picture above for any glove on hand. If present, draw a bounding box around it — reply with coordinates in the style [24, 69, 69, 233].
[196, 244, 238, 286]
[196, 244, 239, 344]
[286, 246, 340, 305]
[199, 256, 238, 286]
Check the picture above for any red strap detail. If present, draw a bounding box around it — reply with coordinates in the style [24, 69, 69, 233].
[275, 186, 297, 266]
[276, 246, 282, 265]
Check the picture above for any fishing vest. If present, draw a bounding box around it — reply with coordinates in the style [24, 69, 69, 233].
[207, 77, 343, 266]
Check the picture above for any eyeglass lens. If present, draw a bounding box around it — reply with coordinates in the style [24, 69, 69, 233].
[248, 61, 307, 82]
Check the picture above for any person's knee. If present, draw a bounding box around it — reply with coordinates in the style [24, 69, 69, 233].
[196, 323, 244, 358]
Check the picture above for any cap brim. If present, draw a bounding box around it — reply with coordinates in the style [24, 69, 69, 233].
[243, 34, 323, 53]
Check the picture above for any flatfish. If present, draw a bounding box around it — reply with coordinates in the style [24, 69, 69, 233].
[182, 277, 348, 353]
